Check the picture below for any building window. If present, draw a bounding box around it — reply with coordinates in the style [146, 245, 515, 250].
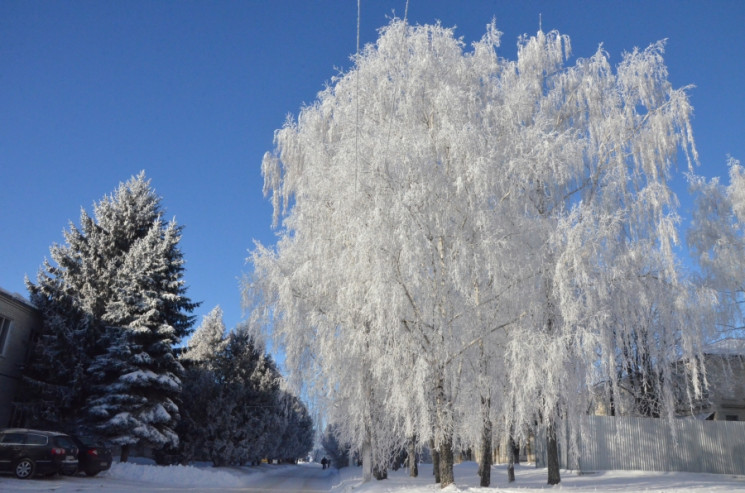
[0, 316, 12, 356]
[726, 415, 739, 421]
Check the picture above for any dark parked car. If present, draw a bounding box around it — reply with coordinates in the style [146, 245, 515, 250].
[71, 435, 112, 476]
[0, 428, 78, 479]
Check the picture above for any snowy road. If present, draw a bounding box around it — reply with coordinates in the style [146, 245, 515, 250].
[240, 464, 334, 492]
[0, 462, 336, 493]
[3, 461, 745, 492]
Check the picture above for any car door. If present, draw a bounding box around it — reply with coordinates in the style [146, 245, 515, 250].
[0, 432, 27, 472]
[25, 433, 51, 466]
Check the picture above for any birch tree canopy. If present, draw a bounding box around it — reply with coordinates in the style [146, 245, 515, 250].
[248, 18, 709, 487]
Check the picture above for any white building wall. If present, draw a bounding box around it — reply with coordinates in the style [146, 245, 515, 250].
[0, 288, 40, 427]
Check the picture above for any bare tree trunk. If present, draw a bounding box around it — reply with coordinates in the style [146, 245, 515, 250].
[430, 438, 441, 484]
[547, 418, 561, 485]
[408, 435, 418, 477]
[120, 443, 130, 463]
[362, 439, 373, 482]
[507, 432, 516, 483]
[478, 397, 492, 487]
[476, 336, 491, 487]
[373, 463, 388, 480]
[433, 370, 455, 488]
[543, 286, 561, 486]
[439, 435, 455, 488]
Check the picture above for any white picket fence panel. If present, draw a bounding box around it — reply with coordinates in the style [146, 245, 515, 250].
[535, 415, 745, 475]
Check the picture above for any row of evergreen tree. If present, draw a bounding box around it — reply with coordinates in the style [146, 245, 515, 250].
[180, 307, 314, 466]
[20, 172, 312, 465]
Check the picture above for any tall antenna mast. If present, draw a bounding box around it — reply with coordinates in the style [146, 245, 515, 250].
[355, 0, 361, 192]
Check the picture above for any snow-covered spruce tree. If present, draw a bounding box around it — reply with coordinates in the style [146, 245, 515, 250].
[88, 217, 191, 461]
[176, 307, 228, 463]
[23, 209, 115, 427]
[321, 424, 351, 469]
[26, 172, 197, 460]
[216, 325, 282, 465]
[181, 320, 294, 467]
[273, 388, 314, 463]
[181, 306, 227, 367]
[177, 364, 218, 463]
[22, 263, 91, 427]
[250, 18, 708, 487]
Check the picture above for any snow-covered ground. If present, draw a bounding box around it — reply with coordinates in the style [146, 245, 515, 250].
[2, 459, 745, 492]
[333, 462, 745, 492]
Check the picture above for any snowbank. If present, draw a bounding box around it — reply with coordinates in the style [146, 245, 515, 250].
[108, 461, 247, 488]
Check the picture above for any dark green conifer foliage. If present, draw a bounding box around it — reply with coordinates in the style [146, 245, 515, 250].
[178, 313, 313, 465]
[24, 172, 197, 456]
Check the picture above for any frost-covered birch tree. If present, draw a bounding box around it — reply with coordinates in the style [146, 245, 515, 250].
[251, 20, 524, 486]
[249, 17, 708, 488]
[689, 158, 745, 339]
[495, 30, 707, 484]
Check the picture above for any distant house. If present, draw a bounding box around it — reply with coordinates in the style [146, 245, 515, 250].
[678, 339, 745, 422]
[590, 339, 745, 421]
[0, 287, 40, 427]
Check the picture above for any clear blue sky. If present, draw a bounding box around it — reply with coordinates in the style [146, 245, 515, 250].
[2, 1, 744, 337]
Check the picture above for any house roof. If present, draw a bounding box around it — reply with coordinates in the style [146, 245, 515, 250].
[0, 286, 36, 311]
[705, 338, 745, 356]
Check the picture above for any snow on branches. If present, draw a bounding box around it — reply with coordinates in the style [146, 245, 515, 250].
[249, 18, 709, 487]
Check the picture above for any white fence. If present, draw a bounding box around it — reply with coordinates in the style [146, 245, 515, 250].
[535, 415, 745, 475]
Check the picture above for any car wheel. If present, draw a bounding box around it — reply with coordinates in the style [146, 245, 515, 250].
[14, 458, 35, 479]
[84, 469, 100, 477]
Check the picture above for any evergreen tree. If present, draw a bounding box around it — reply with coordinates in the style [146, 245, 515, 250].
[178, 317, 313, 466]
[24, 172, 197, 458]
[23, 212, 106, 427]
[321, 424, 350, 469]
[274, 389, 314, 463]
[88, 218, 194, 460]
[211, 325, 281, 465]
[182, 306, 227, 366]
